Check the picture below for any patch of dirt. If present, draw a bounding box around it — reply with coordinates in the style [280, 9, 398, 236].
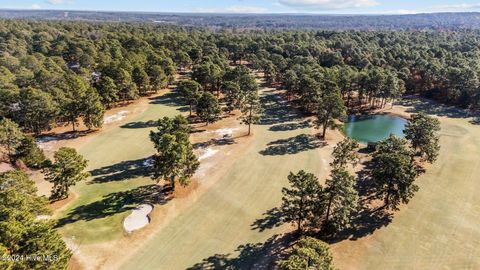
[49, 192, 77, 213]
[0, 162, 13, 173]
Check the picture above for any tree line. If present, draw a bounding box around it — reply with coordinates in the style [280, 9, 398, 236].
[2, 20, 480, 137]
[0, 119, 89, 269]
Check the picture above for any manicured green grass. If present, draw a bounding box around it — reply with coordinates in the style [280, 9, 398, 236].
[60, 87, 480, 269]
[119, 89, 326, 270]
[57, 92, 185, 244]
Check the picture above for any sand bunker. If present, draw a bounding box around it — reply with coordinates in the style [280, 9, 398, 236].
[104, 110, 129, 124]
[198, 148, 219, 161]
[36, 136, 58, 151]
[123, 204, 153, 233]
[213, 128, 239, 137]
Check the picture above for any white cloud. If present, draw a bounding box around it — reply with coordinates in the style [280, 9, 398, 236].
[278, 0, 379, 10]
[47, 0, 66, 4]
[194, 6, 268, 13]
[224, 6, 268, 13]
[31, 4, 42, 9]
[368, 9, 420, 15]
[431, 3, 480, 12]
[371, 3, 480, 14]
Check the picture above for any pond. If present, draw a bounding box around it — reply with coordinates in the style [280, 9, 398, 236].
[344, 114, 407, 144]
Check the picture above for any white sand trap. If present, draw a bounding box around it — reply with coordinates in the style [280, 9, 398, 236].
[36, 136, 58, 151]
[104, 110, 129, 124]
[213, 128, 239, 137]
[199, 148, 219, 161]
[123, 204, 153, 233]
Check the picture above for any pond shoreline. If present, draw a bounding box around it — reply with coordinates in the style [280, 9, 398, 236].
[343, 112, 408, 144]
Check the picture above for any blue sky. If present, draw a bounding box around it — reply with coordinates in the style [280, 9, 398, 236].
[3, 0, 480, 14]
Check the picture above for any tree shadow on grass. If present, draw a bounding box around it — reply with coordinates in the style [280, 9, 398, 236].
[396, 97, 475, 119]
[250, 207, 285, 232]
[193, 137, 236, 149]
[269, 120, 312, 132]
[37, 130, 97, 143]
[325, 159, 393, 243]
[187, 233, 296, 270]
[88, 157, 153, 184]
[56, 184, 170, 227]
[260, 134, 327, 156]
[149, 90, 189, 112]
[120, 120, 157, 129]
[324, 202, 393, 244]
[259, 92, 303, 126]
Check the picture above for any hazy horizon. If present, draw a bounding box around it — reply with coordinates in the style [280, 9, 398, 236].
[3, 0, 480, 15]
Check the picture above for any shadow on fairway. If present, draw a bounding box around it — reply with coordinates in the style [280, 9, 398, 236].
[269, 120, 313, 132]
[470, 116, 480, 125]
[37, 130, 97, 143]
[259, 91, 303, 125]
[397, 98, 475, 119]
[260, 134, 327, 156]
[326, 160, 393, 243]
[193, 137, 236, 149]
[149, 90, 189, 112]
[250, 207, 285, 232]
[187, 233, 296, 270]
[121, 120, 157, 129]
[56, 184, 170, 227]
[88, 157, 153, 183]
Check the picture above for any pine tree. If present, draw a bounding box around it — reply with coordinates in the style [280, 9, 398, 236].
[323, 167, 358, 234]
[196, 92, 221, 125]
[371, 135, 418, 210]
[316, 89, 346, 138]
[177, 80, 202, 116]
[0, 170, 71, 269]
[279, 237, 335, 270]
[150, 115, 199, 189]
[14, 135, 47, 169]
[281, 170, 324, 233]
[83, 87, 105, 130]
[331, 138, 360, 168]
[240, 91, 262, 136]
[404, 113, 441, 163]
[45, 147, 89, 201]
[0, 118, 24, 163]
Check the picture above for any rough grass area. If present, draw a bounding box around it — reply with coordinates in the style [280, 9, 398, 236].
[331, 101, 480, 270]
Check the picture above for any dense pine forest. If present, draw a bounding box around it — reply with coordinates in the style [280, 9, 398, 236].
[1, 20, 480, 135]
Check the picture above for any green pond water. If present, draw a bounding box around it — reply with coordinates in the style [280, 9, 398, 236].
[344, 114, 407, 143]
